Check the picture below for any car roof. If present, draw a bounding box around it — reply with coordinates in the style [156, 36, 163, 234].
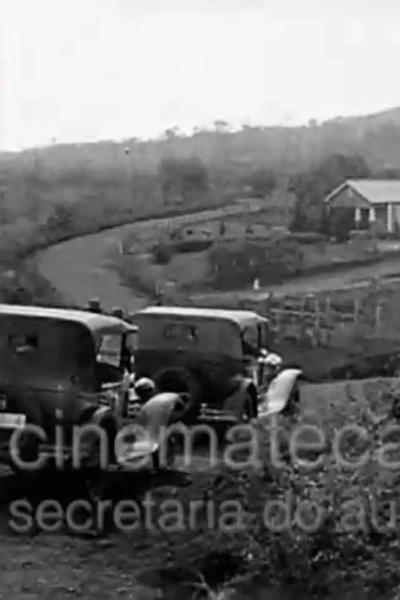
[134, 305, 267, 329]
[0, 304, 132, 333]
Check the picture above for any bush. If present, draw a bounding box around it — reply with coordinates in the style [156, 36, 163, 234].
[0, 263, 61, 305]
[152, 243, 174, 264]
[172, 239, 213, 253]
[208, 238, 304, 289]
[290, 231, 327, 244]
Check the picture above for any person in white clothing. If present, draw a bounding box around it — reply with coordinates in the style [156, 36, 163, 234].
[258, 350, 283, 385]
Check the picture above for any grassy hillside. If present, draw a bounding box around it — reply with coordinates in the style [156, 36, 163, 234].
[3, 106, 400, 176]
[3, 105, 400, 308]
[0, 105, 398, 245]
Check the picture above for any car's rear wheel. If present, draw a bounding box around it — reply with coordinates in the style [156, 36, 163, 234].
[154, 368, 202, 423]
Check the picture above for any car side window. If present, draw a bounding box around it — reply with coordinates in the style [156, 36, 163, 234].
[163, 323, 198, 344]
[9, 334, 38, 354]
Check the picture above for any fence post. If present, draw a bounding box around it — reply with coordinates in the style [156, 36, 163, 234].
[325, 296, 331, 316]
[315, 308, 321, 346]
[375, 302, 383, 336]
[353, 298, 360, 324]
[306, 293, 315, 314]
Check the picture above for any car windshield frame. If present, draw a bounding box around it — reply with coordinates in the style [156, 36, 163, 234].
[241, 323, 263, 357]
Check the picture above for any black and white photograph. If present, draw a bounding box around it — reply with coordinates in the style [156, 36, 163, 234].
[1, 0, 400, 598]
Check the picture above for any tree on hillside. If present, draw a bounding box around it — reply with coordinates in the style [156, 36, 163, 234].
[43, 203, 76, 240]
[213, 120, 231, 133]
[158, 156, 209, 205]
[374, 166, 400, 179]
[290, 153, 372, 232]
[245, 167, 276, 198]
[163, 127, 182, 141]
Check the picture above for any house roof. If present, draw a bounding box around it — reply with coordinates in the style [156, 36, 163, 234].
[325, 179, 400, 205]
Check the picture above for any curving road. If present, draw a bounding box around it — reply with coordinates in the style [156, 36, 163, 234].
[37, 213, 400, 311]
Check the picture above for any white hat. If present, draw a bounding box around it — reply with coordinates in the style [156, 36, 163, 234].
[134, 377, 156, 393]
[264, 353, 282, 367]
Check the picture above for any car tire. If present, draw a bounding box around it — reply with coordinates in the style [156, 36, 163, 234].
[154, 367, 202, 423]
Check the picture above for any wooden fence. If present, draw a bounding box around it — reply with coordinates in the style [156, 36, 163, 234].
[84, 276, 397, 350]
[190, 280, 391, 349]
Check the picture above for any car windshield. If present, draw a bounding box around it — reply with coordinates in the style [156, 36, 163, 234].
[96, 333, 122, 368]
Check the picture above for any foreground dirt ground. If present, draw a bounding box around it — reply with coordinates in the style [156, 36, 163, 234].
[2, 378, 400, 600]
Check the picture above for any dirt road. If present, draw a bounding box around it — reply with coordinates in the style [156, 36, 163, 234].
[193, 255, 400, 302]
[37, 213, 400, 310]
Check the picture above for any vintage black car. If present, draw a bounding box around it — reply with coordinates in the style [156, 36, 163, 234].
[133, 306, 274, 425]
[0, 304, 139, 489]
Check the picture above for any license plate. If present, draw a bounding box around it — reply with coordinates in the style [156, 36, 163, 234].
[0, 395, 7, 410]
[0, 413, 26, 429]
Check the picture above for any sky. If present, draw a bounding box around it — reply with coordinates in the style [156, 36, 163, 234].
[1, 0, 400, 151]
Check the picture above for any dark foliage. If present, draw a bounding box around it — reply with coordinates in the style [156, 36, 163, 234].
[289, 153, 372, 232]
[153, 243, 174, 265]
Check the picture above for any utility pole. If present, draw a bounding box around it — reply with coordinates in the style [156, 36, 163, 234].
[123, 146, 133, 208]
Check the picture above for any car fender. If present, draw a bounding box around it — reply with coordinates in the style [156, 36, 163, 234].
[223, 378, 257, 416]
[261, 368, 303, 415]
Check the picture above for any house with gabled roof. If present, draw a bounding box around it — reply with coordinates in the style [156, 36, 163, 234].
[324, 179, 400, 233]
